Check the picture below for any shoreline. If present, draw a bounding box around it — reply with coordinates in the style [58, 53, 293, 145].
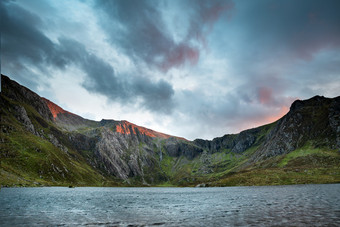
[1, 181, 339, 189]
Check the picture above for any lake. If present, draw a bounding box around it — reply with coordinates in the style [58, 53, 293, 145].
[0, 184, 339, 226]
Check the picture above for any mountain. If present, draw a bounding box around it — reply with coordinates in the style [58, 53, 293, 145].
[1, 74, 339, 187]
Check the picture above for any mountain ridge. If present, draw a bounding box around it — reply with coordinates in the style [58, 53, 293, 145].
[1, 74, 339, 187]
[39, 84, 186, 141]
[42, 97, 79, 119]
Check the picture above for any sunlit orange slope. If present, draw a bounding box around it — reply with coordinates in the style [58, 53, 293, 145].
[116, 120, 186, 140]
[42, 98, 77, 119]
[42, 97, 186, 140]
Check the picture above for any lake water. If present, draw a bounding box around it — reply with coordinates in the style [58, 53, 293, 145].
[0, 184, 339, 226]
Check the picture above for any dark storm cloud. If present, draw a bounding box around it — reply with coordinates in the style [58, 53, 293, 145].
[95, 0, 196, 72]
[95, 0, 233, 72]
[206, 0, 340, 122]
[56, 38, 175, 113]
[1, 0, 174, 113]
[222, 0, 340, 66]
[131, 76, 175, 112]
[2, 0, 339, 139]
[185, 0, 234, 46]
[0, 1, 56, 88]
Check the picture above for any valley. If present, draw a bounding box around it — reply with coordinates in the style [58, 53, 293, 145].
[1, 74, 339, 187]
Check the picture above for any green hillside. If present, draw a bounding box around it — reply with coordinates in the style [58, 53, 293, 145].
[1, 75, 340, 187]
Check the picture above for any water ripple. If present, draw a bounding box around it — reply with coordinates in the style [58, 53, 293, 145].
[0, 184, 339, 226]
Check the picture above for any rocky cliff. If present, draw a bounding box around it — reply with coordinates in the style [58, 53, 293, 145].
[252, 96, 340, 161]
[1, 74, 339, 187]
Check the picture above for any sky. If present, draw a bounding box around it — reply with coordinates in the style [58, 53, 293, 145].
[1, 0, 340, 140]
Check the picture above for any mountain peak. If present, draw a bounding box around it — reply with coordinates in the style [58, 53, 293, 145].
[99, 119, 186, 140]
[290, 95, 332, 112]
[115, 120, 172, 139]
[1, 74, 339, 187]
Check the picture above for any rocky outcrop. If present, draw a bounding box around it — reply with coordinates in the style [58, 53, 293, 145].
[194, 127, 265, 154]
[253, 96, 340, 161]
[95, 128, 131, 180]
[42, 97, 98, 131]
[230, 128, 260, 153]
[194, 134, 236, 153]
[1, 75, 53, 121]
[48, 133, 69, 153]
[93, 127, 160, 181]
[164, 137, 203, 159]
[2, 95, 44, 138]
[68, 132, 98, 151]
[1, 74, 339, 184]
[13, 105, 36, 134]
[100, 119, 186, 141]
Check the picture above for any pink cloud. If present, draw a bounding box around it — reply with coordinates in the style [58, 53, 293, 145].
[192, 1, 235, 51]
[160, 44, 200, 72]
[158, 1, 234, 72]
[264, 105, 290, 123]
[232, 105, 291, 134]
[257, 87, 273, 105]
[201, 2, 234, 23]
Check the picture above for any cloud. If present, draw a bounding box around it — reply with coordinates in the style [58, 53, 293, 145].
[160, 44, 200, 72]
[257, 87, 273, 105]
[95, 0, 234, 72]
[167, 71, 299, 139]
[1, 0, 339, 140]
[185, 0, 234, 48]
[56, 38, 175, 113]
[1, 0, 175, 114]
[229, 0, 340, 63]
[0, 1, 56, 88]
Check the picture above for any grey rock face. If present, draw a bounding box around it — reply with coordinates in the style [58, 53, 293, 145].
[231, 128, 259, 153]
[68, 133, 97, 151]
[48, 134, 69, 153]
[93, 128, 157, 181]
[2, 75, 339, 184]
[95, 128, 131, 180]
[194, 127, 262, 155]
[194, 134, 235, 153]
[10, 103, 69, 153]
[165, 137, 203, 159]
[253, 96, 340, 161]
[13, 105, 36, 134]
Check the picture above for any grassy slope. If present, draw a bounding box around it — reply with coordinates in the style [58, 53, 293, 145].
[155, 123, 277, 186]
[210, 144, 340, 186]
[155, 130, 340, 187]
[1, 92, 339, 187]
[0, 96, 121, 187]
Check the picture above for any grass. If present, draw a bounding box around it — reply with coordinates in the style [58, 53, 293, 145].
[0, 129, 114, 186]
[278, 144, 338, 167]
[156, 181, 176, 187]
[160, 154, 176, 177]
[210, 144, 340, 187]
[0, 96, 121, 187]
[1, 90, 339, 187]
[3, 113, 339, 187]
[210, 167, 340, 187]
